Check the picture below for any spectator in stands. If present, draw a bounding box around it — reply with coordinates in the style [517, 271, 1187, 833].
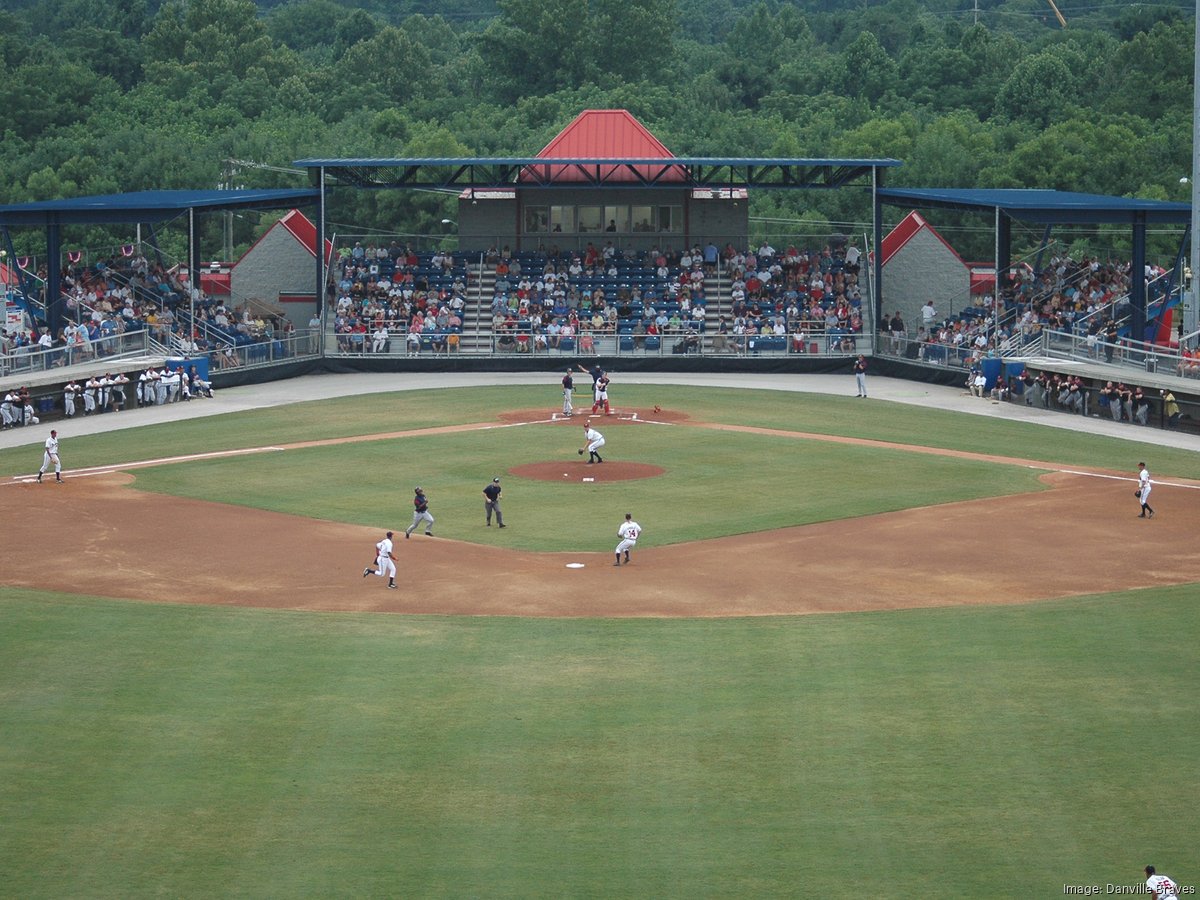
[889, 310, 905, 352]
[371, 324, 389, 353]
[1177, 346, 1199, 376]
[712, 316, 730, 353]
[1103, 320, 1119, 362]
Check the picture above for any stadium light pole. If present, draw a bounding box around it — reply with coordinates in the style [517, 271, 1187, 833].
[1190, 0, 1200, 343]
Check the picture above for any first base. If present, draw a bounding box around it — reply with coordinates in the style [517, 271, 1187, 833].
[565, 562, 585, 569]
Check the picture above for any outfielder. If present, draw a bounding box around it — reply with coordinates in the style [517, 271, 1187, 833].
[1136, 461, 1155, 518]
[363, 531, 398, 589]
[405, 486, 435, 538]
[614, 513, 641, 566]
[37, 429, 63, 483]
[581, 423, 605, 463]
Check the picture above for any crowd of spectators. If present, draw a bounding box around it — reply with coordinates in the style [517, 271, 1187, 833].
[894, 253, 1172, 368]
[330, 242, 468, 355]
[479, 238, 865, 354]
[0, 251, 301, 375]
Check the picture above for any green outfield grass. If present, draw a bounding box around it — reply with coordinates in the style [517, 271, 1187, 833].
[3, 382, 1197, 898]
[1, 384, 1198, 480]
[1, 587, 1196, 898]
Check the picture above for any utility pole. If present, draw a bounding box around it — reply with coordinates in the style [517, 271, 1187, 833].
[219, 158, 307, 263]
[1190, 0, 1199, 339]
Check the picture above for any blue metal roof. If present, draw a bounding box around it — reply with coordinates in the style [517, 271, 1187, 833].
[296, 156, 904, 166]
[295, 157, 902, 190]
[877, 188, 1190, 225]
[0, 188, 321, 227]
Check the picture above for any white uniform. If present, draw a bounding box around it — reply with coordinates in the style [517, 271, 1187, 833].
[583, 426, 605, 463]
[2, 390, 19, 427]
[39, 433, 61, 479]
[374, 536, 396, 579]
[615, 518, 641, 565]
[1139, 466, 1152, 505]
[1147, 873, 1180, 900]
[63, 382, 79, 417]
[83, 377, 99, 414]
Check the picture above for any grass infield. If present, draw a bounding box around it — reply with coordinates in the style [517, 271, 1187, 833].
[1, 383, 1197, 897]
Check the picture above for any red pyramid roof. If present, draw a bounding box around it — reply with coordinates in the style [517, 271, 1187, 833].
[525, 109, 686, 183]
[878, 211, 967, 267]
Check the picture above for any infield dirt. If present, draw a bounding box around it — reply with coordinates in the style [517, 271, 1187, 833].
[6, 408, 1199, 617]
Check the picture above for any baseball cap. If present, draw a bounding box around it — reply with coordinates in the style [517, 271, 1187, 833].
[414, 486, 422, 492]
[492, 477, 500, 483]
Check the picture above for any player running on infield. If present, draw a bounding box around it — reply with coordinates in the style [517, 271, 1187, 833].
[614, 513, 641, 567]
[405, 486, 435, 538]
[363, 531, 398, 588]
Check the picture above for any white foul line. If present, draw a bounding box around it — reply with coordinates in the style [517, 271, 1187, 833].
[1032, 465, 1200, 491]
[6, 446, 285, 485]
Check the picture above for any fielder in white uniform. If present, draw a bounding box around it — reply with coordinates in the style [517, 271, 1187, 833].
[37, 429, 63, 483]
[614, 513, 641, 566]
[582, 424, 605, 463]
[363, 531, 398, 588]
[1144, 866, 1180, 900]
[1137, 461, 1155, 518]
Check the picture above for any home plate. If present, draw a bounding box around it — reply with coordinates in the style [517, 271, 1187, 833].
[565, 562, 586, 569]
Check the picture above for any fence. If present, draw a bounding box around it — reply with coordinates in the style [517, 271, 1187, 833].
[0, 329, 154, 378]
[327, 325, 863, 359]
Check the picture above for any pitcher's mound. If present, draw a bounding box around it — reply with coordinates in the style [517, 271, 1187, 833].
[510, 461, 666, 482]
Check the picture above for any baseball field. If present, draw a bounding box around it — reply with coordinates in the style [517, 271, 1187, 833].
[1, 381, 1197, 897]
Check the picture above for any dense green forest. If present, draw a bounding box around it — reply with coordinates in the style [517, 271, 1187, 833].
[0, 0, 1193, 260]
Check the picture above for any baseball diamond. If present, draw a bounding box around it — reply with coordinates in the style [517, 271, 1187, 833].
[0, 373, 1195, 899]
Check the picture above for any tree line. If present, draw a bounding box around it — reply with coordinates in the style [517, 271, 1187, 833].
[0, 0, 1192, 262]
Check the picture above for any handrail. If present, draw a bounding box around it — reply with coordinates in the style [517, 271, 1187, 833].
[0, 329, 154, 378]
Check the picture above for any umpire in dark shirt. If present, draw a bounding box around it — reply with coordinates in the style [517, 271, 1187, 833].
[483, 477, 505, 527]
